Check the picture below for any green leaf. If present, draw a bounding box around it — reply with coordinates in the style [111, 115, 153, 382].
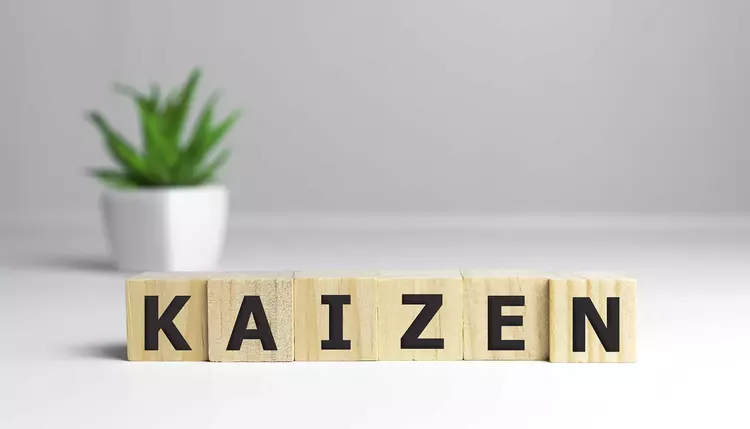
[114, 82, 160, 111]
[178, 106, 238, 184]
[114, 81, 161, 113]
[140, 107, 174, 182]
[113, 83, 165, 161]
[191, 94, 217, 146]
[112, 83, 144, 100]
[164, 68, 202, 146]
[112, 95, 167, 185]
[188, 149, 230, 185]
[87, 168, 140, 189]
[86, 112, 153, 182]
[207, 109, 240, 152]
[115, 86, 179, 183]
[180, 108, 239, 181]
[148, 84, 161, 112]
[176, 94, 217, 180]
[88, 68, 238, 188]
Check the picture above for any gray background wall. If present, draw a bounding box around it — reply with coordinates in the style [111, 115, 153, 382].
[2, 0, 749, 219]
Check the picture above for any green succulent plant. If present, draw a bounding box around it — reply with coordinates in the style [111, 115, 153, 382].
[86, 68, 240, 188]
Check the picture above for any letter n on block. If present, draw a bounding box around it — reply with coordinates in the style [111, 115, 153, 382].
[126, 274, 208, 361]
[549, 275, 636, 363]
[377, 270, 463, 361]
[207, 272, 294, 362]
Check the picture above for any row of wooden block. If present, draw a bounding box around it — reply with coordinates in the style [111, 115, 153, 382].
[126, 270, 636, 363]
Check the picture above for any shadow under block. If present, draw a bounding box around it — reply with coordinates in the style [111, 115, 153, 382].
[294, 271, 378, 361]
[125, 274, 208, 361]
[377, 271, 464, 361]
[461, 271, 549, 361]
[549, 276, 636, 363]
[207, 272, 294, 362]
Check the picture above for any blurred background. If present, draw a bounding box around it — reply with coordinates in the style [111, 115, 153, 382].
[2, 3, 749, 427]
[2, 0, 749, 230]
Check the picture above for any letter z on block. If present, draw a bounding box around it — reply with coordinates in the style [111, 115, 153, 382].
[377, 271, 463, 360]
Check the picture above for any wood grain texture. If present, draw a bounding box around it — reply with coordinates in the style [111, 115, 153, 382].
[461, 270, 549, 360]
[549, 275, 636, 363]
[377, 270, 463, 361]
[207, 272, 294, 362]
[126, 274, 208, 361]
[294, 271, 378, 361]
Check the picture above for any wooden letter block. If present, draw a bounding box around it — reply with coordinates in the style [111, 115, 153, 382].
[294, 271, 378, 361]
[549, 274, 636, 363]
[377, 270, 463, 361]
[126, 273, 208, 361]
[207, 272, 294, 362]
[462, 270, 549, 361]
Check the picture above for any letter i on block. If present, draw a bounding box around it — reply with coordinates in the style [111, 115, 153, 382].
[549, 274, 636, 363]
[377, 270, 464, 361]
[207, 272, 294, 362]
[462, 270, 549, 360]
[294, 271, 378, 361]
[126, 273, 209, 361]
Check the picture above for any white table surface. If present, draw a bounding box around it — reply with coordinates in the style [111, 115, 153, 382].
[1, 225, 748, 428]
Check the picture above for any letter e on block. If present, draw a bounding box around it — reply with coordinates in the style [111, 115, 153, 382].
[207, 272, 294, 362]
[462, 270, 549, 361]
[126, 274, 208, 361]
[549, 275, 636, 363]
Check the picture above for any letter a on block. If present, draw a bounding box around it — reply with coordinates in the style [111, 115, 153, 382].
[549, 274, 636, 363]
[126, 274, 208, 361]
[207, 272, 294, 362]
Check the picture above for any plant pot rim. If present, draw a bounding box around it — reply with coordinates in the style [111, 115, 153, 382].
[101, 184, 227, 196]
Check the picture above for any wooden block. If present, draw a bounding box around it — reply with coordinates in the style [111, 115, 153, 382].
[377, 270, 463, 361]
[293, 270, 378, 361]
[207, 272, 294, 362]
[125, 273, 208, 361]
[461, 270, 549, 360]
[549, 274, 636, 363]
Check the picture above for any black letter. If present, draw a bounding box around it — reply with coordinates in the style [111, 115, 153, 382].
[488, 296, 525, 351]
[321, 295, 351, 350]
[400, 294, 444, 349]
[227, 296, 277, 351]
[573, 297, 620, 352]
[144, 295, 192, 351]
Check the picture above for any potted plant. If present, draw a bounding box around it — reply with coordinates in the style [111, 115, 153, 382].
[86, 68, 240, 272]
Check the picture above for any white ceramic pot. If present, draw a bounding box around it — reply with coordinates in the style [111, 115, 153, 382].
[100, 185, 228, 272]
